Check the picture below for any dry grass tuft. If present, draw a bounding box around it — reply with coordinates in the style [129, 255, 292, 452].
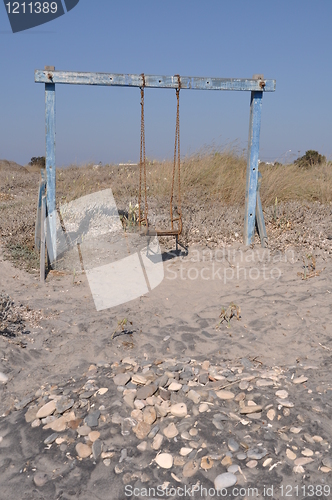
[55, 148, 332, 207]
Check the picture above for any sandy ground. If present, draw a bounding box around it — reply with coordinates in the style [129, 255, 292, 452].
[0, 238, 331, 499]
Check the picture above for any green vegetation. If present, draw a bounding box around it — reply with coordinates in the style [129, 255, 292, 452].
[295, 150, 326, 168]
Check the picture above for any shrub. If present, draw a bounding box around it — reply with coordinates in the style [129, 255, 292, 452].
[295, 150, 326, 168]
[29, 156, 45, 168]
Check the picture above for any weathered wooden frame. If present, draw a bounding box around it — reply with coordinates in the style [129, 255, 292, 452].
[35, 67, 276, 260]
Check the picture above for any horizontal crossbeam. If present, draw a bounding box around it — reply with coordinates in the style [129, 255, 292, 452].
[35, 70, 276, 92]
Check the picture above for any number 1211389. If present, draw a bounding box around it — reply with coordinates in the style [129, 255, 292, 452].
[5, 2, 58, 14]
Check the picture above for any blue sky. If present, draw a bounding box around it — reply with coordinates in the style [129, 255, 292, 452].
[1, 1, 332, 166]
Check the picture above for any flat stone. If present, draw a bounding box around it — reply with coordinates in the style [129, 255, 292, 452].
[303, 432, 315, 444]
[246, 460, 258, 468]
[275, 390, 288, 399]
[152, 433, 163, 450]
[294, 457, 314, 466]
[36, 401, 56, 419]
[256, 379, 274, 387]
[97, 388, 108, 395]
[189, 428, 198, 437]
[68, 418, 83, 430]
[263, 458, 273, 467]
[55, 398, 74, 414]
[148, 424, 160, 439]
[92, 439, 102, 459]
[198, 373, 209, 385]
[33, 472, 49, 487]
[132, 374, 147, 385]
[76, 442, 92, 458]
[225, 439, 238, 453]
[89, 431, 100, 442]
[237, 453, 247, 461]
[180, 447, 193, 456]
[133, 421, 151, 439]
[168, 382, 182, 391]
[80, 391, 95, 399]
[25, 406, 38, 423]
[84, 410, 100, 428]
[293, 375, 308, 384]
[235, 392, 246, 402]
[247, 447, 267, 460]
[267, 409, 276, 421]
[301, 448, 313, 457]
[187, 390, 201, 404]
[155, 453, 173, 469]
[293, 465, 305, 474]
[137, 383, 157, 400]
[199, 403, 209, 413]
[201, 456, 214, 470]
[170, 403, 187, 418]
[202, 361, 210, 370]
[240, 405, 263, 414]
[221, 456, 232, 466]
[276, 399, 294, 408]
[183, 459, 199, 478]
[44, 433, 58, 445]
[137, 441, 147, 452]
[239, 380, 249, 390]
[44, 416, 67, 432]
[216, 390, 235, 400]
[77, 425, 91, 436]
[286, 449, 297, 460]
[159, 387, 170, 400]
[213, 420, 224, 431]
[15, 396, 34, 411]
[41, 415, 56, 425]
[163, 422, 178, 439]
[322, 457, 332, 468]
[321, 466, 332, 473]
[143, 406, 157, 424]
[0, 372, 8, 384]
[228, 464, 239, 474]
[113, 373, 131, 386]
[31, 419, 41, 428]
[134, 399, 145, 410]
[290, 427, 302, 435]
[214, 472, 237, 490]
[155, 404, 168, 418]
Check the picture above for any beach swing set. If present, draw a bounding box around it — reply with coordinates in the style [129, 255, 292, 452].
[34, 67, 276, 276]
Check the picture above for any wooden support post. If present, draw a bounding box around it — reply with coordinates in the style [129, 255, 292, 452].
[40, 194, 46, 282]
[35, 169, 46, 252]
[45, 66, 56, 263]
[244, 88, 263, 246]
[256, 172, 268, 247]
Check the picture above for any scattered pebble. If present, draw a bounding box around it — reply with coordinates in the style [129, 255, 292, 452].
[155, 453, 173, 469]
[214, 472, 237, 490]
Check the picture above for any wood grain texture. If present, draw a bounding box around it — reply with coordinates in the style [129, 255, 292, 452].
[256, 172, 268, 248]
[35, 70, 276, 92]
[244, 91, 263, 246]
[45, 83, 56, 263]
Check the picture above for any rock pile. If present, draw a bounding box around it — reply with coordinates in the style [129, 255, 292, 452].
[8, 355, 332, 490]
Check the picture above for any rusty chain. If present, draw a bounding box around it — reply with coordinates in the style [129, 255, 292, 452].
[139, 74, 148, 228]
[138, 74, 182, 235]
